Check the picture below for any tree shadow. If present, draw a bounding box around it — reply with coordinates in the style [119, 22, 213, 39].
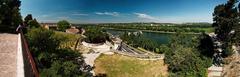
[94, 73, 107, 77]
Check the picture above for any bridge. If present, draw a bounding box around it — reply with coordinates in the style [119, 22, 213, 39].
[0, 30, 39, 77]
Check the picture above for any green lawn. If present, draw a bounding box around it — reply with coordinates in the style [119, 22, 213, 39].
[54, 31, 81, 48]
[94, 54, 168, 77]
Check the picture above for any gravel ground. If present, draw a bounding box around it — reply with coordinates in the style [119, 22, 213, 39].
[0, 33, 18, 77]
[222, 46, 240, 77]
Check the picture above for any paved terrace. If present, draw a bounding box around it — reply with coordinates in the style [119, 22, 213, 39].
[0, 34, 18, 77]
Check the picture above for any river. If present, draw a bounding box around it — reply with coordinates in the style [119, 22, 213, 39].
[106, 29, 173, 44]
[105, 29, 199, 45]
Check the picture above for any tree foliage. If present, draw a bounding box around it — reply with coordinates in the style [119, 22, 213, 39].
[164, 33, 212, 77]
[28, 19, 41, 28]
[120, 32, 158, 52]
[24, 14, 33, 25]
[89, 23, 213, 33]
[0, 0, 22, 33]
[26, 28, 88, 76]
[84, 26, 110, 43]
[57, 20, 70, 31]
[26, 28, 59, 52]
[213, 0, 239, 42]
[212, 0, 240, 57]
[198, 33, 214, 58]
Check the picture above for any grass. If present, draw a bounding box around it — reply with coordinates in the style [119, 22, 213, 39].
[54, 31, 82, 48]
[94, 54, 168, 77]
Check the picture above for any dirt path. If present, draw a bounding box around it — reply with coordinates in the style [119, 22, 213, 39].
[222, 46, 240, 77]
[0, 34, 18, 77]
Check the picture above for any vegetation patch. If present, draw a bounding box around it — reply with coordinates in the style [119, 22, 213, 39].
[54, 31, 81, 48]
[94, 54, 168, 77]
[26, 28, 88, 77]
[84, 26, 110, 43]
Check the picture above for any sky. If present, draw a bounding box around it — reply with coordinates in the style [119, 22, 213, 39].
[20, 0, 227, 23]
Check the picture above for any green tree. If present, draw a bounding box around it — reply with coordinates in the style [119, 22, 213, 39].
[119, 32, 158, 52]
[164, 33, 212, 77]
[198, 33, 214, 58]
[26, 28, 88, 76]
[0, 0, 22, 33]
[57, 20, 70, 31]
[26, 28, 59, 52]
[212, 0, 240, 57]
[212, 0, 238, 42]
[85, 26, 109, 43]
[28, 19, 41, 28]
[24, 14, 33, 25]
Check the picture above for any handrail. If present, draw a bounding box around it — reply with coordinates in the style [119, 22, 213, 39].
[19, 29, 39, 77]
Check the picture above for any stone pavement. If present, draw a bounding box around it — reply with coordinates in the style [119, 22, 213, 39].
[0, 34, 18, 77]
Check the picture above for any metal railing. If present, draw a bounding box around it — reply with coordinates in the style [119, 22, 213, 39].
[19, 29, 39, 77]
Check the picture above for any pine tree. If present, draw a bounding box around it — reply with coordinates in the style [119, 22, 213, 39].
[213, 0, 238, 42]
[0, 0, 22, 33]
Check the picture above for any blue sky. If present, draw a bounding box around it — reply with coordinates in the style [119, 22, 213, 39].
[20, 0, 226, 23]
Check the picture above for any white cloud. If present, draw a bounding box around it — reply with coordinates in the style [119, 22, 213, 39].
[72, 13, 88, 16]
[57, 16, 69, 19]
[41, 15, 49, 18]
[134, 13, 160, 21]
[95, 12, 119, 16]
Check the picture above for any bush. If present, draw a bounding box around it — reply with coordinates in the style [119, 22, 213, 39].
[84, 27, 110, 43]
[57, 20, 70, 31]
[26, 28, 88, 77]
[164, 33, 211, 77]
[120, 32, 158, 52]
[28, 19, 41, 28]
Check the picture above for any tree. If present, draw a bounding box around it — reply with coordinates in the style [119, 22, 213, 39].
[164, 33, 212, 77]
[28, 19, 41, 28]
[212, 0, 239, 57]
[198, 33, 214, 57]
[85, 26, 110, 43]
[57, 20, 70, 31]
[119, 32, 158, 52]
[213, 0, 238, 42]
[26, 28, 59, 52]
[24, 14, 33, 25]
[0, 0, 22, 33]
[26, 28, 90, 76]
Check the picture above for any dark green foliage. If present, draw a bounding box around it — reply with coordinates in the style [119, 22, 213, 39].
[57, 20, 70, 31]
[23, 14, 40, 28]
[28, 19, 41, 28]
[39, 49, 85, 77]
[85, 26, 110, 43]
[213, 0, 238, 41]
[26, 28, 86, 76]
[24, 14, 33, 25]
[157, 45, 169, 53]
[164, 33, 212, 77]
[26, 28, 59, 52]
[40, 60, 81, 77]
[120, 32, 158, 52]
[93, 23, 213, 33]
[0, 0, 22, 33]
[222, 46, 234, 57]
[212, 0, 240, 57]
[198, 33, 214, 57]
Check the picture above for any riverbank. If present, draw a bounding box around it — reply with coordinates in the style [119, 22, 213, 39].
[104, 28, 204, 35]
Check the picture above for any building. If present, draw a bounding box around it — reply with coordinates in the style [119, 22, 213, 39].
[41, 23, 57, 30]
[66, 26, 80, 34]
